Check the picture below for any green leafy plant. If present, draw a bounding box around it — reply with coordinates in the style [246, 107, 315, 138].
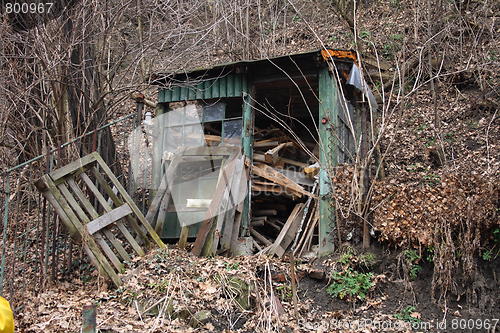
[405, 250, 422, 280]
[327, 269, 374, 301]
[444, 132, 454, 143]
[426, 246, 434, 262]
[360, 30, 371, 39]
[338, 246, 356, 266]
[394, 305, 421, 324]
[359, 252, 376, 269]
[424, 174, 440, 186]
[483, 228, 500, 261]
[224, 261, 239, 271]
[425, 136, 435, 147]
[483, 249, 493, 261]
[276, 285, 292, 302]
[391, 34, 403, 41]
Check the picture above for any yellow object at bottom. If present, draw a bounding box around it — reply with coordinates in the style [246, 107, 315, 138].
[0, 297, 14, 333]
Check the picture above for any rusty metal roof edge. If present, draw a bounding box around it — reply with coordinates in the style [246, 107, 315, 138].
[149, 48, 357, 85]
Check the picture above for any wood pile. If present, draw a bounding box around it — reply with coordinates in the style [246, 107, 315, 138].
[248, 126, 320, 257]
[370, 173, 499, 247]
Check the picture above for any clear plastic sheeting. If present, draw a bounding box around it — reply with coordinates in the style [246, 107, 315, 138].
[347, 63, 378, 112]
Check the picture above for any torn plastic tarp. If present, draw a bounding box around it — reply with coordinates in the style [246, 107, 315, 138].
[347, 63, 378, 112]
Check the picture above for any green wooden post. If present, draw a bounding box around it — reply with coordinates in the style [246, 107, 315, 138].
[318, 67, 338, 256]
[240, 81, 253, 237]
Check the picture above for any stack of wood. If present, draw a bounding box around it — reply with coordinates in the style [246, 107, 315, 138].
[249, 126, 320, 257]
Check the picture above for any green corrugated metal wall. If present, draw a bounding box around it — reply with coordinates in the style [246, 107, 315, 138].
[159, 73, 246, 103]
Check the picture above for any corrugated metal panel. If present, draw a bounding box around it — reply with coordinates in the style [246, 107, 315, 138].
[159, 73, 246, 102]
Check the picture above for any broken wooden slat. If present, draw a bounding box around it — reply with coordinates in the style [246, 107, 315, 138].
[200, 154, 233, 256]
[281, 205, 306, 251]
[294, 200, 318, 256]
[49, 153, 98, 183]
[253, 141, 280, 149]
[186, 199, 212, 208]
[297, 213, 319, 256]
[154, 187, 171, 236]
[269, 203, 304, 257]
[86, 204, 133, 235]
[178, 226, 190, 249]
[265, 142, 294, 164]
[253, 164, 317, 199]
[276, 157, 309, 169]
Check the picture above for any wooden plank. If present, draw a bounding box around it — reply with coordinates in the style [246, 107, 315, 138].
[41, 175, 121, 286]
[253, 153, 267, 164]
[36, 177, 79, 239]
[269, 203, 303, 257]
[294, 200, 318, 255]
[265, 142, 294, 164]
[86, 204, 133, 235]
[229, 212, 243, 255]
[49, 153, 98, 181]
[276, 157, 309, 169]
[204, 135, 222, 143]
[298, 213, 319, 256]
[93, 232, 125, 272]
[191, 150, 239, 256]
[178, 226, 190, 249]
[253, 141, 280, 149]
[281, 205, 306, 251]
[253, 164, 317, 199]
[93, 152, 165, 248]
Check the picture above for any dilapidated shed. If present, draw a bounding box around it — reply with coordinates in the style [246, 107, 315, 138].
[149, 48, 377, 256]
